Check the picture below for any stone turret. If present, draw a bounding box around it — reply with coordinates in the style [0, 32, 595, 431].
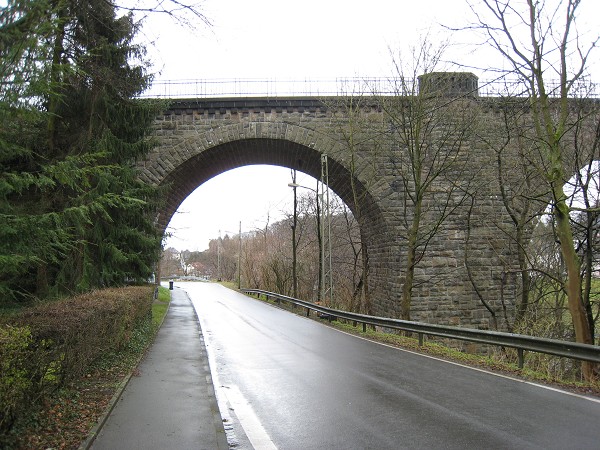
[418, 72, 479, 97]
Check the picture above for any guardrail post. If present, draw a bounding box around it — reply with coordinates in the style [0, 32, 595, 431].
[418, 333, 424, 347]
[306, 308, 310, 317]
[362, 322, 367, 333]
[517, 348, 525, 369]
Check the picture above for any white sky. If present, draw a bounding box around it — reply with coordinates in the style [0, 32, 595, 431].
[136, 0, 600, 251]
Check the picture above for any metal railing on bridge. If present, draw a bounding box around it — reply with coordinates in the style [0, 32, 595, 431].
[141, 77, 391, 98]
[241, 288, 600, 369]
[141, 77, 599, 99]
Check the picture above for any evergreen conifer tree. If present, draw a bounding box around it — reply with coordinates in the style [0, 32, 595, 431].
[1, 0, 163, 301]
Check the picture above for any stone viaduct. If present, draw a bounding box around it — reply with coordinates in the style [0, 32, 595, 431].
[137, 73, 588, 330]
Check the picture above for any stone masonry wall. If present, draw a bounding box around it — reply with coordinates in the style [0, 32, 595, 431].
[136, 94, 561, 331]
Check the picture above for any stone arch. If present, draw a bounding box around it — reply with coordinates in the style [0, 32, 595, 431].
[140, 121, 395, 315]
[142, 122, 382, 232]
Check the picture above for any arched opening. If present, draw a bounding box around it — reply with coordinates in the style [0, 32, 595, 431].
[155, 138, 388, 315]
[164, 165, 294, 251]
[155, 138, 382, 232]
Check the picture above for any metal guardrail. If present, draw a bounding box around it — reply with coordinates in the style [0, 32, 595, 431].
[241, 288, 600, 368]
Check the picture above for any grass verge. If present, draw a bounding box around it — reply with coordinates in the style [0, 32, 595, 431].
[8, 285, 171, 450]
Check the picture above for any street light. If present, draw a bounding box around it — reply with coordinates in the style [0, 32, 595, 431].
[290, 170, 298, 299]
[288, 156, 333, 305]
[288, 181, 323, 302]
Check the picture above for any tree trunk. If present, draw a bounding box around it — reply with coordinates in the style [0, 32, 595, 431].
[400, 200, 422, 320]
[515, 225, 530, 324]
[583, 210, 595, 344]
[553, 188, 595, 380]
[360, 240, 371, 315]
[47, 1, 67, 155]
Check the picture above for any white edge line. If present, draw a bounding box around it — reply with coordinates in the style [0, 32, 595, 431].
[192, 291, 278, 450]
[224, 385, 278, 450]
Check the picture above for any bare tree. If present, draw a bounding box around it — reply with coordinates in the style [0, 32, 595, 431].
[208, 188, 365, 310]
[116, 0, 211, 28]
[377, 41, 477, 320]
[160, 247, 182, 278]
[466, 0, 599, 379]
[295, 190, 321, 301]
[334, 202, 364, 312]
[475, 94, 546, 329]
[242, 229, 264, 289]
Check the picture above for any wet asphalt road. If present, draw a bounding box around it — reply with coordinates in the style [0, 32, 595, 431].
[186, 282, 600, 450]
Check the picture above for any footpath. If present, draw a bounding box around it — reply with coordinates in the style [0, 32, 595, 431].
[86, 286, 228, 450]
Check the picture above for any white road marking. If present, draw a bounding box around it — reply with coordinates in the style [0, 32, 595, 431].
[190, 288, 278, 450]
[224, 384, 278, 450]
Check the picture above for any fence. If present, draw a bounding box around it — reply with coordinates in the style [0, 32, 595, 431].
[241, 288, 600, 369]
[142, 77, 390, 98]
[141, 77, 598, 99]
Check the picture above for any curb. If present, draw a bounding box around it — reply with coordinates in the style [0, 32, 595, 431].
[77, 372, 134, 450]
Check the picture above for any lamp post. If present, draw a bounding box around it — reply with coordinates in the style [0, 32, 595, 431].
[288, 181, 323, 302]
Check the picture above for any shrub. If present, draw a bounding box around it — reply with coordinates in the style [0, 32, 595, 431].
[0, 285, 153, 439]
[0, 325, 34, 432]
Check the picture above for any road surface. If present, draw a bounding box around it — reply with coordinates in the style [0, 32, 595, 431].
[185, 282, 600, 450]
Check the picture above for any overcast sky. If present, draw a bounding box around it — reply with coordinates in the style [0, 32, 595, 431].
[136, 0, 600, 251]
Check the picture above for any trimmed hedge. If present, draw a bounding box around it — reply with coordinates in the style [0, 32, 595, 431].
[0, 325, 34, 435]
[0, 285, 153, 436]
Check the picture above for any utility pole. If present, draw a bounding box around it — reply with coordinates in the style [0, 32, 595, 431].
[320, 154, 333, 305]
[238, 221, 242, 289]
[291, 169, 298, 298]
[288, 180, 322, 302]
[315, 179, 322, 302]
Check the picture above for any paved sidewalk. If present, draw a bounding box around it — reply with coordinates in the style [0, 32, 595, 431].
[89, 287, 228, 450]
